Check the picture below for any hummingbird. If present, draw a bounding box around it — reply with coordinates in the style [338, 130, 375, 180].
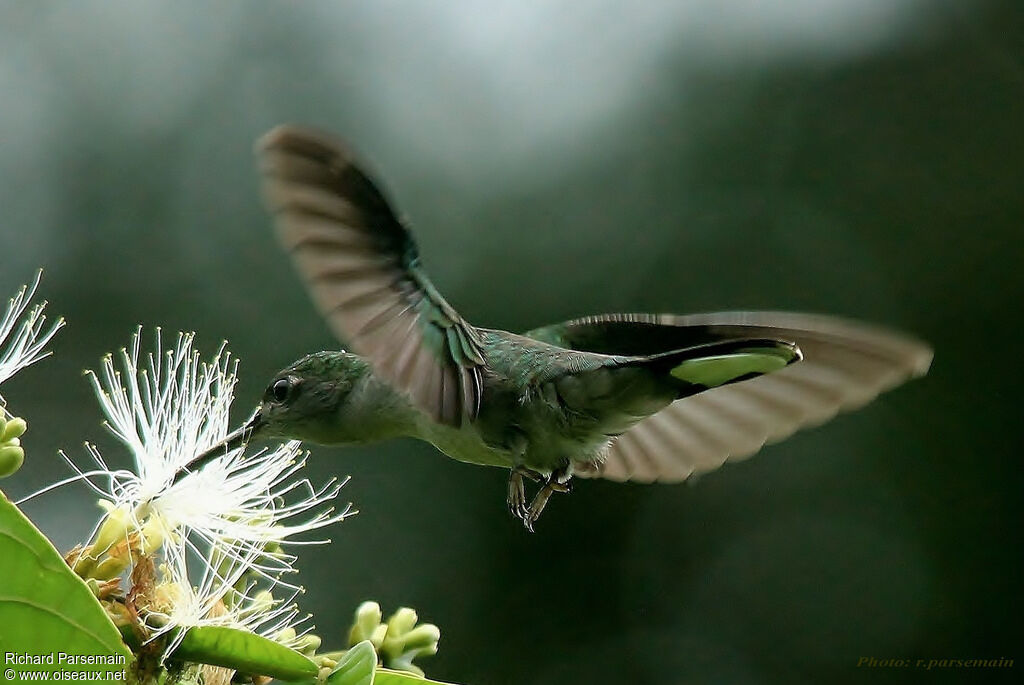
[190, 125, 933, 531]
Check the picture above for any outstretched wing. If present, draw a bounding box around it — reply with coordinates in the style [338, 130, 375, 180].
[257, 125, 484, 426]
[527, 312, 932, 483]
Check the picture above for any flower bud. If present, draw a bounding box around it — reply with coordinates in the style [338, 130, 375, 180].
[92, 555, 130, 581]
[138, 515, 167, 556]
[316, 656, 338, 670]
[349, 601, 383, 647]
[1, 416, 27, 442]
[248, 590, 275, 615]
[371, 624, 388, 649]
[401, 624, 440, 653]
[296, 633, 321, 656]
[386, 607, 418, 636]
[380, 607, 440, 675]
[72, 501, 131, 577]
[0, 444, 24, 478]
[92, 502, 133, 556]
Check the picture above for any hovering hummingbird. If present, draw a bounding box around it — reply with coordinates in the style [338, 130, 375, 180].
[191, 126, 932, 530]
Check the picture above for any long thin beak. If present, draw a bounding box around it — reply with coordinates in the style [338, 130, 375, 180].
[172, 407, 267, 484]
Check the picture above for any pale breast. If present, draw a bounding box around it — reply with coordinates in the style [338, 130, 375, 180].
[418, 417, 517, 470]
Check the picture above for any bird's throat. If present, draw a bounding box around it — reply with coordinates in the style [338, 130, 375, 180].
[325, 373, 422, 445]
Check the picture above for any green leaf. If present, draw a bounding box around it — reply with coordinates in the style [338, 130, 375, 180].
[327, 640, 377, 685]
[374, 668, 460, 685]
[171, 625, 318, 681]
[0, 490, 131, 683]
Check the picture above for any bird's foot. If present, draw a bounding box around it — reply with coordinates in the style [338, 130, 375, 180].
[507, 470, 529, 522]
[510, 466, 572, 532]
[507, 467, 548, 522]
[523, 485, 553, 532]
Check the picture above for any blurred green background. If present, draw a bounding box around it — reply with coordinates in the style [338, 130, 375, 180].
[2, 1, 1021, 683]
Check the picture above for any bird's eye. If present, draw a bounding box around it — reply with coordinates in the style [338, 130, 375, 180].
[271, 378, 291, 403]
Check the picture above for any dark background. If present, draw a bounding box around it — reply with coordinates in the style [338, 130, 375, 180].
[2, 1, 1021, 683]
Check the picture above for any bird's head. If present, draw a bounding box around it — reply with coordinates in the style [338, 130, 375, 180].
[179, 351, 376, 479]
[249, 350, 370, 445]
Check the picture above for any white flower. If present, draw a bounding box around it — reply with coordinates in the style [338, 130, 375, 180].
[149, 443, 348, 580]
[28, 327, 354, 660]
[71, 328, 351, 576]
[0, 271, 64, 408]
[15, 325, 349, 664]
[145, 538, 306, 658]
[87, 327, 237, 500]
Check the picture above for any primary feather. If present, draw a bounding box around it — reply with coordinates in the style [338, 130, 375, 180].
[257, 125, 484, 427]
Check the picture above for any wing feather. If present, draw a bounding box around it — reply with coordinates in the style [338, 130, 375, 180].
[258, 125, 484, 425]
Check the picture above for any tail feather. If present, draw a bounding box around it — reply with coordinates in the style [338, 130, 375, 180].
[643, 338, 802, 397]
[550, 337, 801, 437]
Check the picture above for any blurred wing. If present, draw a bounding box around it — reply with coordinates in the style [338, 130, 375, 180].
[257, 125, 484, 426]
[529, 312, 932, 483]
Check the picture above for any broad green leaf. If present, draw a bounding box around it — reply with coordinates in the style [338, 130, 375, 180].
[374, 668, 460, 685]
[327, 640, 377, 685]
[0, 491, 131, 683]
[171, 625, 318, 681]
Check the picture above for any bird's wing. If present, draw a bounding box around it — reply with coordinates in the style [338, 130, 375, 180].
[526, 312, 932, 483]
[257, 125, 484, 426]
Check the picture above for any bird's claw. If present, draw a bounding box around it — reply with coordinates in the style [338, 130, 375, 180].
[523, 489, 550, 532]
[507, 470, 529, 522]
[507, 467, 572, 532]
